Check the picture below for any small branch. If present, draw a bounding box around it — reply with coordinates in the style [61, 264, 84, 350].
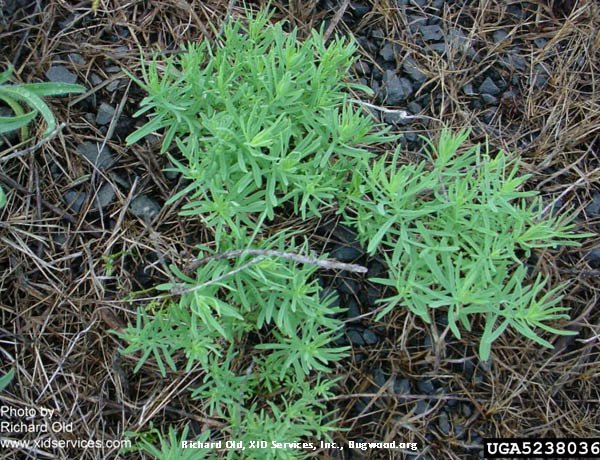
[185, 248, 368, 274]
[172, 256, 266, 295]
[349, 99, 440, 121]
[323, 0, 350, 42]
[0, 123, 65, 163]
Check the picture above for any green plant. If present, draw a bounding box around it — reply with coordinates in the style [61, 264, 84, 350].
[0, 65, 84, 137]
[119, 8, 588, 459]
[125, 8, 392, 243]
[119, 9, 390, 456]
[341, 129, 588, 360]
[0, 368, 15, 392]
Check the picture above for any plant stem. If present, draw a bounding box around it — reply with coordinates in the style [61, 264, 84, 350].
[185, 248, 368, 274]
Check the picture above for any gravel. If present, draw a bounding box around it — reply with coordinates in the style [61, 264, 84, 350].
[585, 193, 600, 217]
[96, 102, 116, 125]
[393, 377, 411, 394]
[479, 77, 501, 95]
[380, 70, 414, 105]
[347, 329, 365, 346]
[130, 195, 161, 221]
[63, 190, 87, 213]
[94, 183, 116, 210]
[77, 141, 115, 170]
[462, 83, 476, 96]
[362, 329, 379, 345]
[419, 24, 443, 41]
[492, 30, 509, 43]
[331, 245, 362, 262]
[45, 65, 77, 84]
[416, 379, 436, 395]
[337, 277, 360, 295]
[401, 56, 427, 84]
[379, 42, 395, 62]
[481, 93, 498, 104]
[438, 411, 451, 435]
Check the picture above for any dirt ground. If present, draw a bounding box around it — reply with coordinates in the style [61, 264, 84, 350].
[0, 0, 599, 459]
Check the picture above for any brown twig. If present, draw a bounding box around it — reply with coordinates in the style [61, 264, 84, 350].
[323, 0, 350, 42]
[0, 123, 65, 163]
[185, 248, 368, 274]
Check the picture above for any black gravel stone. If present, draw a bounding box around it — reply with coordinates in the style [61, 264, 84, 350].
[500, 53, 529, 73]
[585, 247, 600, 268]
[63, 190, 88, 213]
[379, 42, 395, 62]
[96, 102, 116, 125]
[370, 28, 385, 41]
[380, 70, 413, 105]
[353, 60, 372, 76]
[362, 329, 379, 345]
[347, 328, 365, 346]
[585, 193, 600, 217]
[337, 277, 360, 295]
[372, 368, 387, 387]
[463, 83, 476, 96]
[438, 411, 451, 435]
[331, 245, 362, 262]
[350, 2, 371, 17]
[481, 93, 498, 104]
[419, 24, 443, 41]
[402, 56, 427, 84]
[45, 65, 77, 84]
[359, 286, 380, 308]
[77, 141, 115, 170]
[367, 259, 386, 277]
[414, 400, 431, 415]
[407, 101, 422, 114]
[479, 77, 501, 95]
[416, 379, 435, 395]
[68, 53, 85, 65]
[345, 296, 361, 322]
[393, 377, 411, 394]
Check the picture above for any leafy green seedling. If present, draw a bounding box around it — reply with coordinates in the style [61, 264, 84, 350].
[343, 129, 590, 360]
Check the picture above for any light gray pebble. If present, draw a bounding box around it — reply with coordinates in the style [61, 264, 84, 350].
[130, 195, 161, 221]
[68, 53, 85, 65]
[492, 30, 509, 43]
[94, 183, 116, 210]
